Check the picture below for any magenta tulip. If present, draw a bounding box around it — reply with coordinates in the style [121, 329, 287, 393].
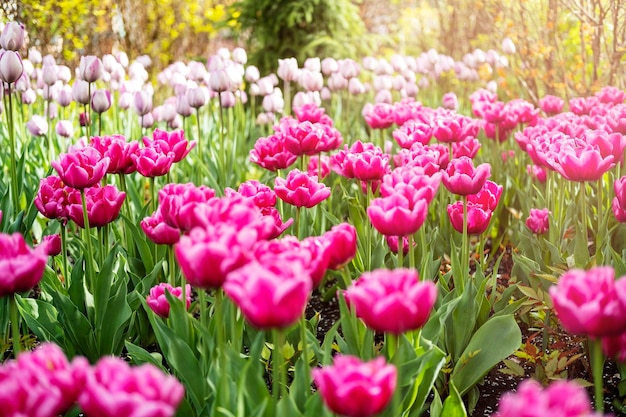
[442, 156, 491, 196]
[35, 175, 75, 223]
[131, 142, 175, 178]
[91, 135, 139, 175]
[367, 193, 428, 237]
[447, 201, 492, 235]
[224, 260, 311, 329]
[345, 268, 437, 334]
[51, 147, 110, 189]
[158, 182, 216, 232]
[250, 134, 298, 172]
[67, 184, 126, 228]
[494, 379, 598, 417]
[274, 169, 331, 208]
[550, 266, 626, 337]
[0, 232, 48, 297]
[144, 129, 196, 163]
[78, 356, 184, 417]
[146, 283, 192, 318]
[141, 209, 181, 245]
[322, 223, 357, 270]
[526, 208, 550, 235]
[312, 355, 397, 417]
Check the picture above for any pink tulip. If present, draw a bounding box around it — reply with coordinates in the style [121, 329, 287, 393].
[277, 57, 300, 82]
[131, 142, 175, 177]
[467, 180, 503, 212]
[345, 268, 437, 334]
[538, 95, 564, 115]
[392, 120, 432, 149]
[312, 355, 397, 417]
[72, 80, 90, 105]
[442, 92, 458, 111]
[0, 22, 25, 51]
[67, 184, 126, 228]
[368, 193, 428, 237]
[158, 182, 216, 232]
[550, 266, 626, 337]
[386, 235, 412, 255]
[260, 206, 294, 239]
[91, 135, 139, 175]
[250, 134, 298, 172]
[494, 379, 599, 417]
[0, 232, 48, 297]
[442, 156, 491, 196]
[294, 103, 333, 125]
[282, 120, 342, 155]
[363, 102, 395, 129]
[527, 164, 547, 183]
[0, 50, 23, 84]
[601, 331, 626, 362]
[78, 356, 184, 417]
[141, 209, 181, 245]
[274, 169, 331, 208]
[548, 141, 614, 182]
[51, 147, 110, 190]
[452, 136, 481, 159]
[526, 208, 550, 235]
[146, 283, 192, 318]
[321, 223, 357, 270]
[229, 180, 276, 209]
[26, 114, 48, 136]
[331, 141, 390, 182]
[78, 55, 103, 83]
[133, 90, 153, 116]
[0, 343, 88, 417]
[35, 175, 75, 223]
[596, 86, 626, 105]
[55, 120, 74, 138]
[307, 155, 331, 179]
[39, 234, 62, 256]
[224, 260, 311, 329]
[175, 224, 255, 290]
[90, 89, 111, 113]
[380, 166, 441, 204]
[144, 129, 196, 163]
[447, 201, 492, 235]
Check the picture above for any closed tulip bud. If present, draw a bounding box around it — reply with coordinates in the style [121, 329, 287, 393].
[501, 37, 516, 55]
[526, 208, 550, 234]
[0, 22, 25, 51]
[133, 90, 153, 116]
[186, 87, 207, 109]
[175, 94, 192, 117]
[42, 63, 58, 85]
[0, 50, 23, 84]
[339, 58, 360, 79]
[244, 65, 260, 83]
[140, 112, 155, 128]
[118, 91, 132, 109]
[28, 47, 42, 64]
[26, 115, 48, 136]
[209, 68, 231, 92]
[72, 80, 90, 105]
[231, 47, 247, 64]
[57, 84, 73, 107]
[55, 120, 74, 138]
[262, 90, 284, 114]
[39, 234, 62, 256]
[90, 89, 111, 113]
[21, 88, 36, 105]
[277, 57, 299, 82]
[147, 283, 191, 318]
[321, 57, 338, 75]
[78, 55, 103, 83]
[220, 91, 236, 108]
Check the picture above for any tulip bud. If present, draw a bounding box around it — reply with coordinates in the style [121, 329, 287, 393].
[186, 87, 207, 109]
[501, 37, 516, 55]
[91, 89, 111, 113]
[21, 88, 36, 104]
[26, 115, 48, 136]
[57, 84, 73, 107]
[42, 62, 58, 86]
[72, 80, 90, 105]
[209, 68, 231, 92]
[231, 47, 247, 65]
[55, 120, 74, 138]
[245, 65, 260, 83]
[133, 90, 153, 116]
[0, 50, 24, 84]
[0, 22, 25, 51]
[78, 55, 103, 83]
[220, 91, 236, 108]
[277, 57, 299, 82]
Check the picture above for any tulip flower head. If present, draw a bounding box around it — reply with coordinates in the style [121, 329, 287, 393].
[312, 355, 397, 417]
[526, 208, 550, 235]
[345, 268, 437, 334]
[51, 147, 110, 189]
[146, 283, 192, 318]
[442, 156, 491, 196]
[550, 266, 626, 338]
[0, 232, 48, 297]
[274, 169, 331, 208]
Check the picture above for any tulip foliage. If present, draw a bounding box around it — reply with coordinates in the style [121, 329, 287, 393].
[2, 20, 626, 417]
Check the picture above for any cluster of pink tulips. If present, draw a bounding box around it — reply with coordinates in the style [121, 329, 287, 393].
[5, 17, 626, 417]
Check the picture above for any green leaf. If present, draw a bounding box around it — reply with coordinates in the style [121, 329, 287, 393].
[15, 295, 73, 355]
[441, 381, 467, 417]
[124, 340, 165, 370]
[450, 314, 521, 396]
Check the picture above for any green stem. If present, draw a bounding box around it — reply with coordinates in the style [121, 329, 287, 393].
[460, 196, 469, 292]
[388, 333, 401, 416]
[300, 315, 311, 393]
[6, 85, 19, 215]
[9, 295, 20, 357]
[219, 93, 226, 188]
[541, 310, 550, 354]
[196, 108, 203, 183]
[284, 81, 291, 116]
[81, 189, 95, 291]
[590, 338, 605, 412]
[98, 112, 102, 136]
[168, 245, 176, 286]
[214, 289, 225, 356]
[87, 83, 92, 138]
[60, 224, 69, 288]
[408, 234, 415, 271]
[397, 236, 404, 267]
[273, 329, 286, 402]
[295, 206, 301, 239]
[580, 183, 589, 267]
[418, 227, 427, 278]
[595, 178, 603, 263]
